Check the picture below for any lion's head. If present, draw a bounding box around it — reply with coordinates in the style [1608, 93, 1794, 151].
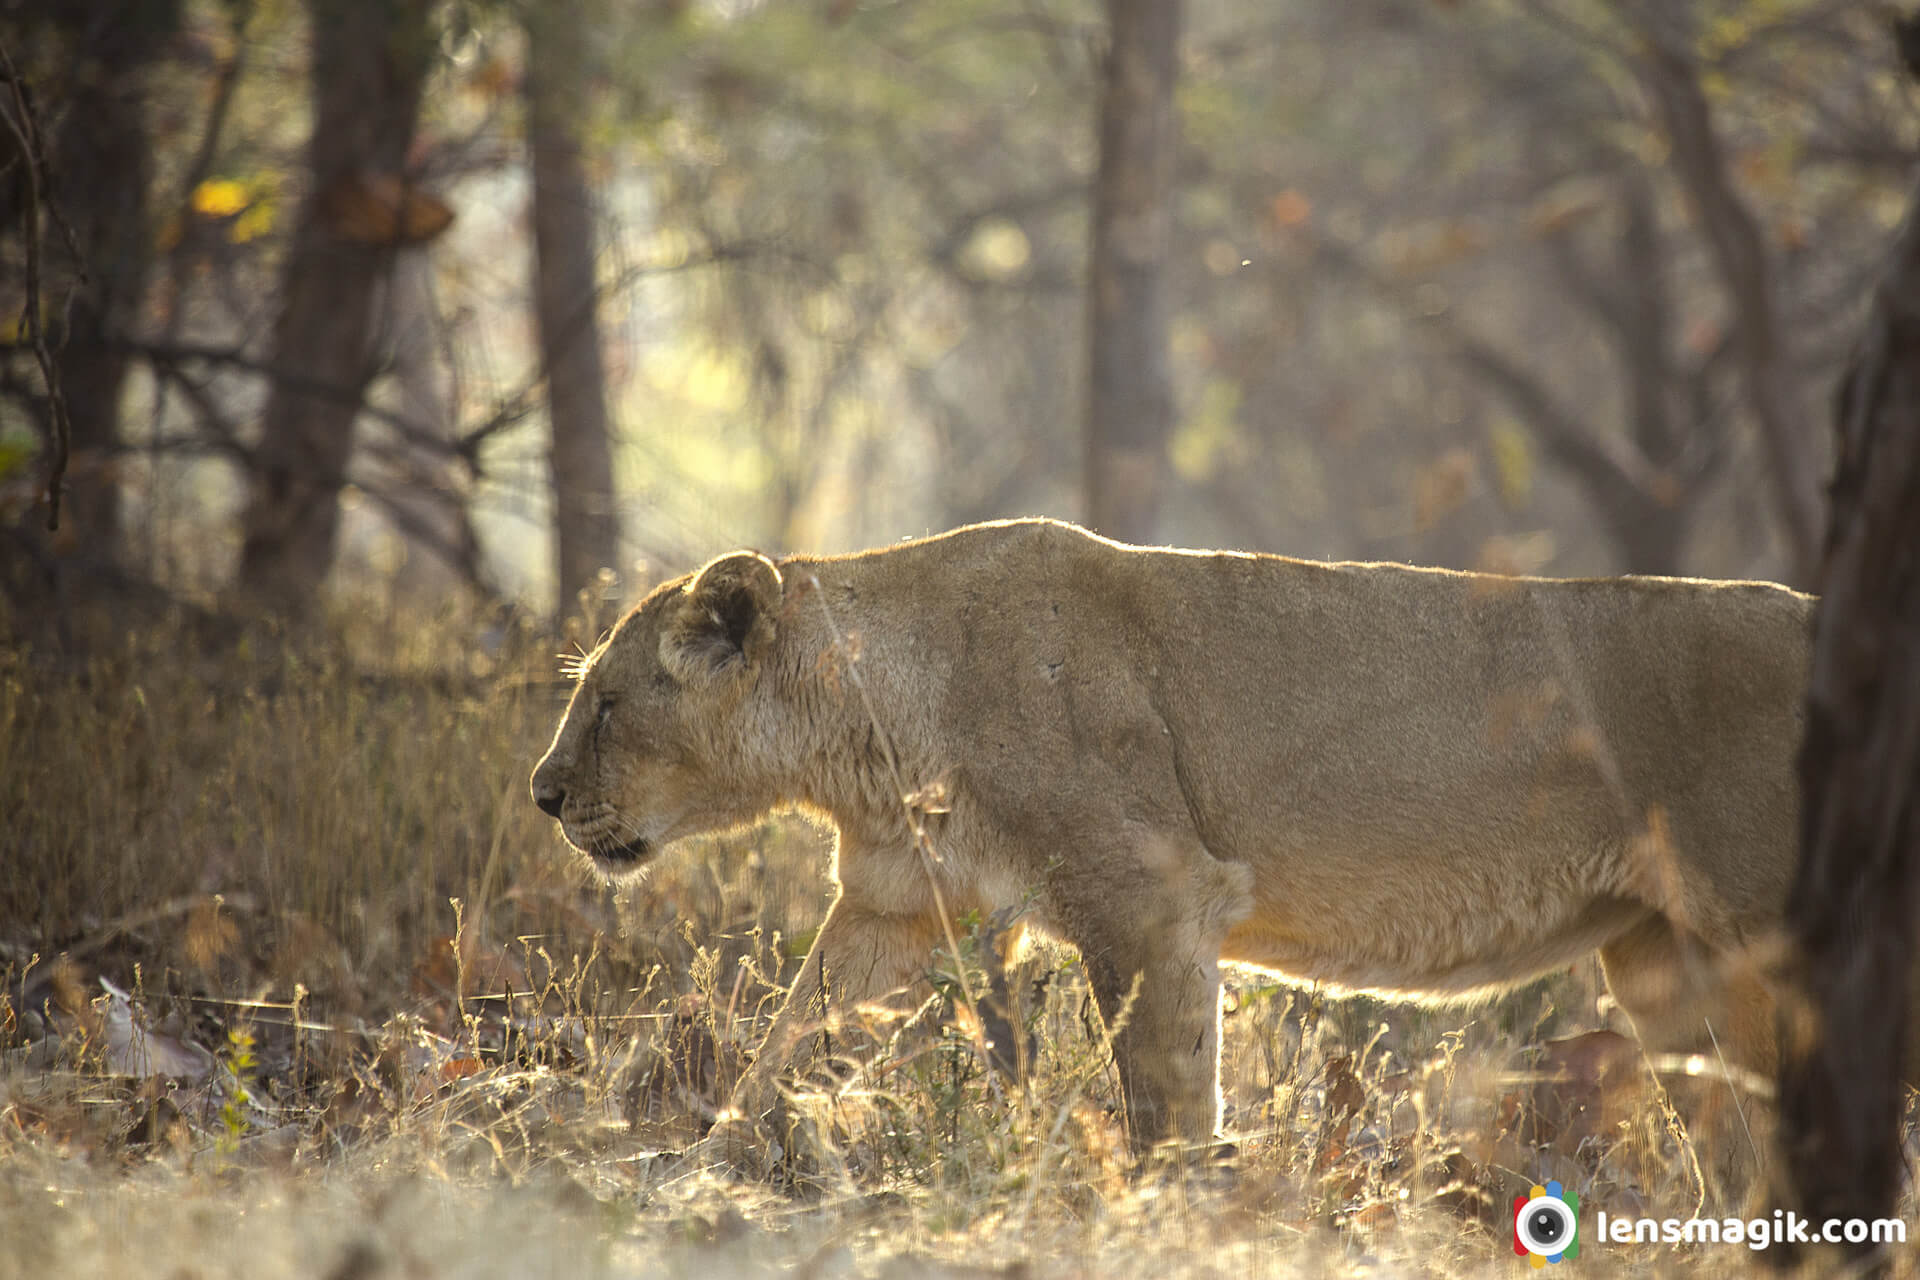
[530, 550, 786, 872]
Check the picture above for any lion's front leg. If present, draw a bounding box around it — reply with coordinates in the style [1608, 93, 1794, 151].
[1056, 845, 1254, 1156]
[690, 893, 941, 1173]
[1081, 932, 1228, 1153]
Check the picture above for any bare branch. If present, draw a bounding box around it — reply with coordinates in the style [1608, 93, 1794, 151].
[102, 337, 464, 464]
[1311, 231, 1657, 509]
[1635, 15, 1824, 582]
[142, 341, 496, 599]
[1443, 326, 1650, 516]
[0, 39, 75, 531]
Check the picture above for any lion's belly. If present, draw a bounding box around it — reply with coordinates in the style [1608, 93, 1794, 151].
[1218, 889, 1650, 1001]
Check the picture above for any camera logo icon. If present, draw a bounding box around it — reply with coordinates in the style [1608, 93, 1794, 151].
[1512, 1180, 1580, 1266]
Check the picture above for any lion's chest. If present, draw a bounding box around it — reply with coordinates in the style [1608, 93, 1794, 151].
[832, 817, 1046, 929]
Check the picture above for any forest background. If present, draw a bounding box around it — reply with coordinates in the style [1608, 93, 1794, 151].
[9, 0, 1910, 609]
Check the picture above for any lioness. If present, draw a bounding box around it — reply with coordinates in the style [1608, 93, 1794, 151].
[531, 518, 1817, 1160]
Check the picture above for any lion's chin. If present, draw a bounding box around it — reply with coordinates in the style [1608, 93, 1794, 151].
[585, 834, 655, 871]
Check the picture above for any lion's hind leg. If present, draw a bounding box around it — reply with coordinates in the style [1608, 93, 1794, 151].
[1597, 914, 1779, 1200]
[1598, 915, 1777, 1077]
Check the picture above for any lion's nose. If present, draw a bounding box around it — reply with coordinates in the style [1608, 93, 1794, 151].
[531, 773, 566, 819]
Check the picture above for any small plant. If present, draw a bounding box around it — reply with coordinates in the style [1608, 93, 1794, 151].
[216, 1023, 257, 1155]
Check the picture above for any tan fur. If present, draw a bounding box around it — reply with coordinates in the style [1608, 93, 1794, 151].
[531, 517, 1826, 1157]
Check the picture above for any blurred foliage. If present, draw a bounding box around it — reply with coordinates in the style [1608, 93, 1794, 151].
[1, 0, 1911, 595]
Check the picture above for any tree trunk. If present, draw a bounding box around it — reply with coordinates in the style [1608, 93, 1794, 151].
[235, 0, 433, 611]
[1777, 129, 1920, 1270]
[1085, 0, 1180, 546]
[526, 3, 619, 623]
[42, 0, 179, 559]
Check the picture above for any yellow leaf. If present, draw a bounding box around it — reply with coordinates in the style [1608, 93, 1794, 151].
[0, 436, 35, 481]
[191, 178, 251, 218]
[231, 199, 277, 243]
[1488, 419, 1532, 510]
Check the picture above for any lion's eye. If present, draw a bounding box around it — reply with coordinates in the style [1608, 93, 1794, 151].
[593, 697, 616, 729]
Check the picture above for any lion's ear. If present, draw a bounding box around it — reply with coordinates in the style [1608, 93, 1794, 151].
[661, 551, 783, 684]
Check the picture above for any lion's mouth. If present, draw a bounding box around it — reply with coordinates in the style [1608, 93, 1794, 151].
[560, 806, 659, 870]
[585, 832, 654, 867]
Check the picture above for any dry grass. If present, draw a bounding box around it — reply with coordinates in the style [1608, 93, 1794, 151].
[1, 601, 1912, 1278]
